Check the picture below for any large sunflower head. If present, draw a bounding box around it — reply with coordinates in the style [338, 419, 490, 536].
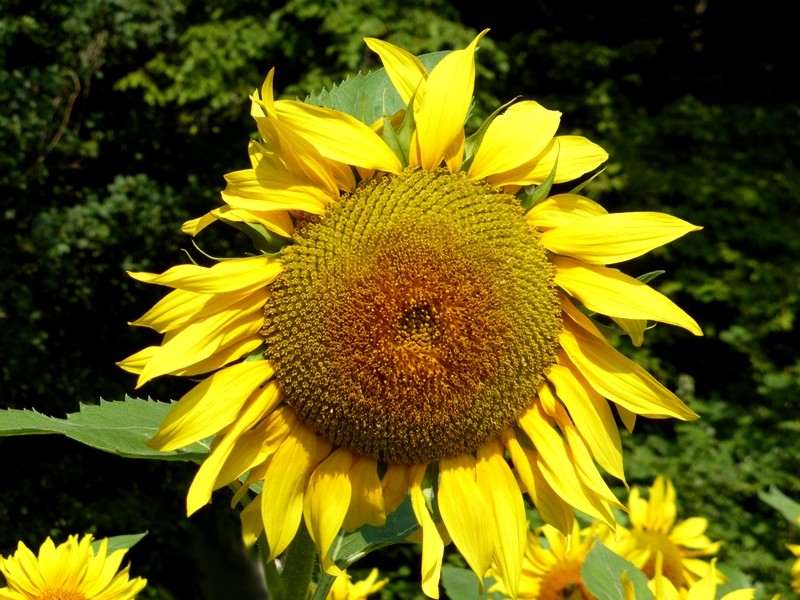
[608, 476, 723, 588]
[120, 31, 703, 598]
[0, 535, 146, 600]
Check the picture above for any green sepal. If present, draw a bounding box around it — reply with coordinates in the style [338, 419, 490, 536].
[581, 540, 654, 600]
[568, 165, 607, 195]
[304, 52, 449, 126]
[381, 90, 417, 168]
[91, 532, 148, 555]
[0, 397, 210, 461]
[518, 152, 558, 213]
[637, 270, 666, 285]
[218, 217, 291, 256]
[461, 97, 518, 173]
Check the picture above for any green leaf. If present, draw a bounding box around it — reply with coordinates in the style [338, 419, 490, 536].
[91, 532, 148, 555]
[440, 566, 502, 600]
[759, 485, 800, 526]
[582, 540, 654, 600]
[519, 153, 558, 213]
[304, 52, 449, 125]
[0, 397, 210, 461]
[328, 496, 419, 569]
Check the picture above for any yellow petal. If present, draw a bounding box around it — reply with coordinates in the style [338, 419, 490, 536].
[240, 500, 264, 547]
[343, 456, 386, 531]
[476, 441, 526, 599]
[518, 403, 614, 525]
[611, 316, 648, 347]
[262, 420, 331, 560]
[210, 205, 295, 238]
[182, 212, 218, 236]
[469, 101, 561, 182]
[526, 193, 608, 230]
[364, 37, 428, 107]
[215, 406, 295, 490]
[276, 100, 402, 173]
[553, 256, 703, 336]
[131, 288, 237, 333]
[382, 463, 410, 516]
[560, 318, 698, 420]
[547, 362, 625, 481]
[438, 453, 493, 584]
[554, 406, 624, 513]
[128, 255, 281, 294]
[221, 167, 331, 215]
[413, 30, 488, 171]
[304, 448, 354, 576]
[148, 360, 274, 452]
[541, 211, 702, 265]
[187, 381, 282, 514]
[498, 135, 608, 186]
[409, 464, 444, 599]
[503, 428, 575, 534]
[137, 289, 268, 386]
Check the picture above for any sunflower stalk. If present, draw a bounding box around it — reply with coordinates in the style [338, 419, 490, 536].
[278, 521, 320, 600]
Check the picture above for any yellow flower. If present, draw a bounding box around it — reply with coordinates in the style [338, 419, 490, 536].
[0, 534, 146, 600]
[610, 476, 722, 588]
[121, 31, 702, 599]
[327, 568, 388, 600]
[647, 556, 754, 600]
[490, 521, 605, 599]
[788, 543, 800, 593]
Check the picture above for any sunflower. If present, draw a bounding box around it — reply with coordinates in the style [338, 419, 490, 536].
[789, 543, 800, 593]
[490, 521, 607, 600]
[608, 476, 722, 589]
[326, 568, 388, 600]
[0, 534, 146, 600]
[645, 556, 754, 600]
[120, 31, 702, 598]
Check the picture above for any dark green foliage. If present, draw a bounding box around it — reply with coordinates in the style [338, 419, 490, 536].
[1, 0, 797, 597]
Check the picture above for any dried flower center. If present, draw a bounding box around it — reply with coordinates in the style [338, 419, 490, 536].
[263, 168, 562, 464]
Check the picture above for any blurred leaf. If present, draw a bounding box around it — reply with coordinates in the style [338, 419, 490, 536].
[440, 566, 502, 599]
[91, 532, 148, 555]
[759, 485, 800, 526]
[0, 397, 209, 461]
[582, 541, 654, 600]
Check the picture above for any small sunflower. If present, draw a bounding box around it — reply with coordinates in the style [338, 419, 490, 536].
[609, 476, 722, 588]
[327, 568, 388, 600]
[646, 556, 754, 600]
[120, 31, 702, 598]
[0, 534, 146, 600]
[490, 521, 605, 600]
[788, 543, 800, 593]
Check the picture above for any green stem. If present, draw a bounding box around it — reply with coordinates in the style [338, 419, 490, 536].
[281, 520, 319, 600]
[311, 573, 335, 600]
[259, 532, 286, 600]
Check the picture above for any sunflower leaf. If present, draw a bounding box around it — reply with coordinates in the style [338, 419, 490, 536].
[759, 485, 800, 526]
[328, 496, 419, 569]
[519, 151, 558, 213]
[440, 567, 503, 599]
[582, 540, 654, 600]
[304, 51, 449, 125]
[0, 397, 210, 461]
[91, 532, 149, 555]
